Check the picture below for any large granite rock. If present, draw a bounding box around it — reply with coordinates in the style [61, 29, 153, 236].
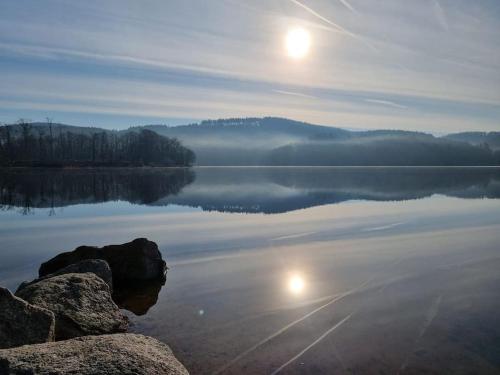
[39, 238, 167, 283]
[17, 259, 113, 293]
[0, 287, 55, 349]
[15, 273, 128, 340]
[0, 333, 189, 375]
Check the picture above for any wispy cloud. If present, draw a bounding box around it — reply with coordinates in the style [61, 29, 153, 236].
[364, 99, 408, 110]
[272, 89, 317, 99]
[0, 0, 498, 131]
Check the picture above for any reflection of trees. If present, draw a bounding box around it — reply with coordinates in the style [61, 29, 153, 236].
[163, 167, 500, 214]
[262, 167, 500, 199]
[2, 167, 500, 215]
[0, 168, 195, 214]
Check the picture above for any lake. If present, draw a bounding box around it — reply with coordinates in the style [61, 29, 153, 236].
[1, 167, 500, 374]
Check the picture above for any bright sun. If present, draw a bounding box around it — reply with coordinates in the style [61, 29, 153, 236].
[285, 28, 311, 59]
[288, 274, 305, 295]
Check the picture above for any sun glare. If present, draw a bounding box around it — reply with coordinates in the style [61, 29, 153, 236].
[288, 274, 305, 295]
[285, 28, 311, 59]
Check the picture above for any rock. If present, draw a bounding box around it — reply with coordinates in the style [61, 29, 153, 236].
[0, 333, 189, 375]
[16, 259, 113, 294]
[15, 273, 128, 340]
[0, 287, 55, 349]
[39, 238, 167, 283]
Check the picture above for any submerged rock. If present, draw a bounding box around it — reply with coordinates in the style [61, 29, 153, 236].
[17, 259, 113, 294]
[0, 287, 55, 349]
[0, 333, 189, 375]
[39, 238, 167, 283]
[15, 273, 128, 340]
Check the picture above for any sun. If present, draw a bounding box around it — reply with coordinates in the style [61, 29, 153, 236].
[285, 27, 311, 59]
[288, 274, 305, 295]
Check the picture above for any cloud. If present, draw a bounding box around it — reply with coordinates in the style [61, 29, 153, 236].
[364, 99, 408, 110]
[0, 0, 499, 131]
[272, 89, 317, 99]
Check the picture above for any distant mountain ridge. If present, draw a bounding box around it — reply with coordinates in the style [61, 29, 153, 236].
[4, 117, 500, 166]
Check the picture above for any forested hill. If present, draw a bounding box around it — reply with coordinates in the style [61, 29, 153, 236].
[1, 117, 499, 166]
[0, 123, 195, 167]
[134, 117, 500, 166]
[443, 132, 500, 150]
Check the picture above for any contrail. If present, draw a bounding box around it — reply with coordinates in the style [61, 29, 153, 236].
[288, 0, 355, 36]
[364, 99, 408, 110]
[272, 90, 317, 99]
[361, 221, 406, 232]
[270, 314, 352, 374]
[338, 0, 357, 13]
[287, 0, 376, 51]
[271, 231, 317, 240]
[213, 280, 370, 374]
[432, 0, 449, 32]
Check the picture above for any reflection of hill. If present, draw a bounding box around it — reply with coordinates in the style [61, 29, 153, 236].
[1, 167, 500, 215]
[161, 167, 500, 214]
[0, 168, 194, 214]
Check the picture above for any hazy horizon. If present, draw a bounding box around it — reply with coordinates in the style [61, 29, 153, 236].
[1, 1, 499, 132]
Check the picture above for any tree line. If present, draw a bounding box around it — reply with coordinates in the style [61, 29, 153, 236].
[266, 138, 500, 166]
[0, 119, 196, 167]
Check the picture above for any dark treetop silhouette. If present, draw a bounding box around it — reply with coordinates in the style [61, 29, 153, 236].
[0, 121, 195, 167]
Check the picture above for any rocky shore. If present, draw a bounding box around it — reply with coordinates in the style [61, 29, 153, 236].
[0, 238, 188, 375]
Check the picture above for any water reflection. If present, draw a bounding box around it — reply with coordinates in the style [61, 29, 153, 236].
[1, 167, 499, 215]
[113, 279, 165, 316]
[0, 168, 194, 215]
[1, 167, 500, 374]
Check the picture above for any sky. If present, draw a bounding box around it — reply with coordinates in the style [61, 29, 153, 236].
[0, 0, 499, 132]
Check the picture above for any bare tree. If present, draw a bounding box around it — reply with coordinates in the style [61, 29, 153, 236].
[46, 117, 54, 161]
[18, 118, 32, 160]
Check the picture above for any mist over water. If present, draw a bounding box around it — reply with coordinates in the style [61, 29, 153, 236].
[1, 167, 499, 373]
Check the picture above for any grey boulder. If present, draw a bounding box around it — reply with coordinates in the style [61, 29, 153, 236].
[39, 238, 167, 283]
[0, 287, 55, 349]
[15, 273, 128, 340]
[0, 333, 189, 375]
[16, 259, 113, 293]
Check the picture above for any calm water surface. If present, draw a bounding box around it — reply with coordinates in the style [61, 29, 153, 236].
[1, 167, 500, 374]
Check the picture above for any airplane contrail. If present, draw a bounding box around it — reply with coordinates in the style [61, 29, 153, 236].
[287, 0, 377, 52]
[338, 0, 357, 13]
[271, 230, 317, 240]
[270, 314, 353, 374]
[288, 0, 354, 36]
[432, 0, 449, 32]
[272, 90, 317, 99]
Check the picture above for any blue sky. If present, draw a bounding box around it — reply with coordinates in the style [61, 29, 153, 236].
[0, 0, 499, 132]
